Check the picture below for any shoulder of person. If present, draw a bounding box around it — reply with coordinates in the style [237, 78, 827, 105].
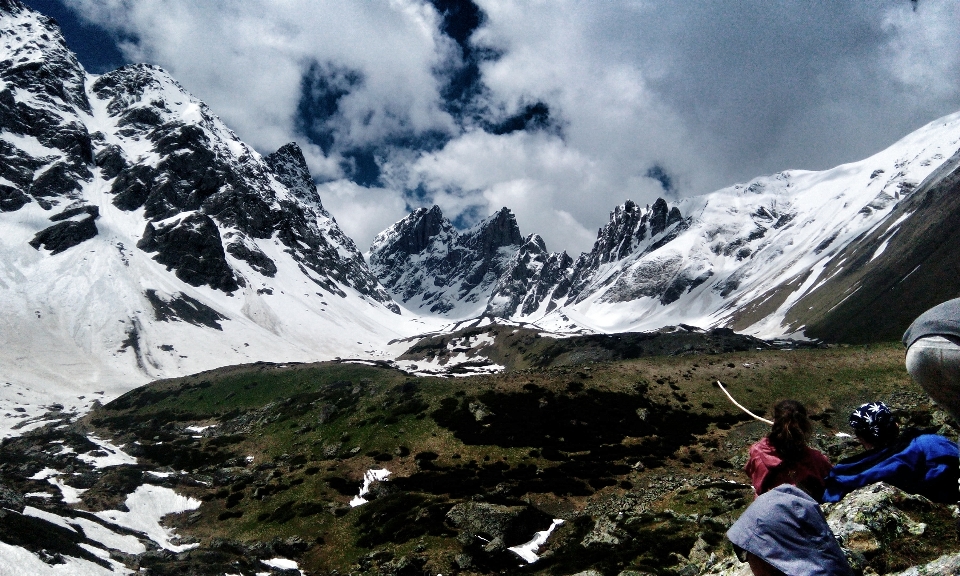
[749, 437, 772, 452]
[808, 446, 831, 463]
[911, 432, 960, 455]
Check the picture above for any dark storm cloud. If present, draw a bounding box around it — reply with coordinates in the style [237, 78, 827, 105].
[296, 61, 364, 156]
[628, 0, 942, 178]
[645, 166, 674, 196]
[490, 102, 557, 136]
[430, 0, 488, 115]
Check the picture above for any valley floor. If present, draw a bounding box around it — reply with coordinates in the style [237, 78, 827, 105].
[1, 343, 958, 575]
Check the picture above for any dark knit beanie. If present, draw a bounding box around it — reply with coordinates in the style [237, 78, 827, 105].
[849, 401, 898, 445]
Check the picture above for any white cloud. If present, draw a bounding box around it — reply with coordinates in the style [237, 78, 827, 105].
[316, 180, 410, 254]
[66, 0, 458, 157]
[881, 1, 960, 98]
[408, 130, 659, 254]
[64, 0, 960, 256]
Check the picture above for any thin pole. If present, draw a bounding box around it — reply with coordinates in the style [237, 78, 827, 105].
[715, 380, 773, 425]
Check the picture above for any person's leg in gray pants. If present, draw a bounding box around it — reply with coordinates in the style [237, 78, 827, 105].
[906, 336, 960, 423]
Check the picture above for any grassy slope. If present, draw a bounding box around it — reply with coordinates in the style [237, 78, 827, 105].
[88, 343, 958, 575]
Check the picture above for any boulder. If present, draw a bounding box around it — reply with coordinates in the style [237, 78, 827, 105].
[445, 501, 552, 546]
[825, 482, 930, 556]
[890, 552, 960, 575]
[581, 516, 628, 548]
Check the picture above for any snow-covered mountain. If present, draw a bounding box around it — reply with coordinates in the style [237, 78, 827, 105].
[370, 115, 960, 340]
[786, 143, 960, 343]
[545, 115, 960, 339]
[367, 198, 690, 321]
[5, 0, 960, 430]
[0, 0, 436, 433]
[369, 206, 529, 316]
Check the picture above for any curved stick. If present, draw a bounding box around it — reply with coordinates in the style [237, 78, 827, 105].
[715, 380, 773, 425]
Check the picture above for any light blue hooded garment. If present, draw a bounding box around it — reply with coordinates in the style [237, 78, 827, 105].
[727, 485, 853, 576]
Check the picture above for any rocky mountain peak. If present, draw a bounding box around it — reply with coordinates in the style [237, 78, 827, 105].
[486, 233, 574, 318]
[587, 197, 685, 267]
[649, 197, 669, 235]
[369, 206, 533, 316]
[594, 199, 646, 265]
[0, 0, 24, 12]
[265, 142, 325, 210]
[1, 1, 90, 114]
[521, 233, 548, 255]
[369, 195, 698, 318]
[91, 64, 187, 119]
[462, 206, 523, 258]
[557, 197, 691, 306]
[367, 205, 458, 291]
[0, 0, 423, 406]
[391, 205, 454, 255]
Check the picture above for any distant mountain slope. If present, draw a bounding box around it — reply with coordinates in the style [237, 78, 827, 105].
[0, 0, 424, 429]
[541, 115, 960, 337]
[792, 147, 960, 343]
[372, 113, 960, 340]
[368, 198, 693, 321]
[369, 206, 528, 317]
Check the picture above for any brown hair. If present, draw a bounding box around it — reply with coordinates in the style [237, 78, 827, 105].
[767, 400, 813, 461]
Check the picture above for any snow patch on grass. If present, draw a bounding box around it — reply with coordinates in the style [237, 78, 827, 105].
[0, 541, 130, 575]
[95, 485, 200, 552]
[508, 519, 565, 563]
[262, 557, 303, 574]
[78, 435, 138, 468]
[349, 469, 391, 507]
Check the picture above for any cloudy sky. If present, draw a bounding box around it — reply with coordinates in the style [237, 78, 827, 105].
[25, 0, 960, 255]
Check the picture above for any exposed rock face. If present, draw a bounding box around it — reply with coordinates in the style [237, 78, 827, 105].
[84, 64, 393, 303]
[445, 501, 552, 546]
[0, 0, 92, 212]
[265, 142, 324, 208]
[0, 1, 396, 305]
[226, 238, 278, 278]
[565, 199, 689, 305]
[369, 199, 687, 318]
[487, 234, 573, 317]
[144, 289, 227, 330]
[137, 213, 239, 292]
[29, 204, 99, 254]
[0, 183, 31, 211]
[369, 206, 528, 315]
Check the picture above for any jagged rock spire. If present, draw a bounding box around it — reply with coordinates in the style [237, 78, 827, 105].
[462, 207, 524, 258]
[266, 142, 325, 210]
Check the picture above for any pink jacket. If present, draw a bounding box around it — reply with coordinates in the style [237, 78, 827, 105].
[745, 437, 832, 499]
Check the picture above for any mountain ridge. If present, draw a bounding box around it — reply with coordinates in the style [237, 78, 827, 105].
[368, 113, 960, 342]
[5, 0, 960, 424]
[0, 0, 431, 433]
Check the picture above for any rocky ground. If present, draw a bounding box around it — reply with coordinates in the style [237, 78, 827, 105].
[1, 338, 958, 575]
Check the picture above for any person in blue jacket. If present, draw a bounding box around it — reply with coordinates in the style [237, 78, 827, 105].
[822, 401, 959, 503]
